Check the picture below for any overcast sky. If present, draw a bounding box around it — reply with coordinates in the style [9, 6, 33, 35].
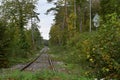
[37, 0, 55, 40]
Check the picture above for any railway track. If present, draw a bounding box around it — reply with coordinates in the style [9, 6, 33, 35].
[20, 47, 56, 72]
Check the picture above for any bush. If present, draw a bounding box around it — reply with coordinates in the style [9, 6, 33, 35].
[66, 32, 95, 65]
[87, 13, 120, 79]
[66, 13, 120, 79]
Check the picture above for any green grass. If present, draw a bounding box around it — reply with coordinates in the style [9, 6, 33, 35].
[0, 46, 93, 80]
[0, 70, 93, 80]
[48, 46, 93, 79]
[49, 46, 68, 61]
[8, 50, 42, 67]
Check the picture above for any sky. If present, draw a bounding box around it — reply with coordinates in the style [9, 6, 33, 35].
[37, 0, 55, 40]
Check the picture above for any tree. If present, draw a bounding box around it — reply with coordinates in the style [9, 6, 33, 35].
[0, 20, 9, 68]
[100, 0, 120, 20]
[0, 0, 41, 67]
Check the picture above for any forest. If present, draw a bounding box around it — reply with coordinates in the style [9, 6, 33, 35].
[0, 0, 120, 80]
[0, 0, 43, 67]
[48, 0, 120, 79]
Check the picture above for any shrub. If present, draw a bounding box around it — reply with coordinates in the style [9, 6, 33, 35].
[66, 13, 120, 79]
[87, 13, 120, 79]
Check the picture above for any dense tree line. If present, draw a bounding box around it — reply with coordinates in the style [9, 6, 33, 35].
[0, 0, 43, 68]
[48, 0, 120, 79]
[48, 0, 100, 45]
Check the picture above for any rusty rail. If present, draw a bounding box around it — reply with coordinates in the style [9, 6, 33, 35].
[20, 47, 56, 72]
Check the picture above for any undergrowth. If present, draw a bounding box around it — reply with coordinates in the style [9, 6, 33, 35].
[0, 70, 93, 80]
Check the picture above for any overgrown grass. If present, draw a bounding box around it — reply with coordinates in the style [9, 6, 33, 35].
[8, 49, 42, 67]
[49, 46, 68, 61]
[0, 46, 94, 80]
[0, 70, 93, 80]
[49, 45, 92, 79]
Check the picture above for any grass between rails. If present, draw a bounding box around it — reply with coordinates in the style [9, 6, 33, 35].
[0, 70, 93, 80]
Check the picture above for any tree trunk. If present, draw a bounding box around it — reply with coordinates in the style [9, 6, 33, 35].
[78, 5, 82, 32]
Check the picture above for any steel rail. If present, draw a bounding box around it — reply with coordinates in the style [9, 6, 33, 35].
[20, 49, 56, 72]
[20, 52, 43, 71]
[47, 54, 56, 72]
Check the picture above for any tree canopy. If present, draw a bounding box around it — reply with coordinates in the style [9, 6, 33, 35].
[0, 0, 43, 68]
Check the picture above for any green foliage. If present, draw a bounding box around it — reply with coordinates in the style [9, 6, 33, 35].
[0, 0, 43, 68]
[49, 0, 120, 79]
[48, 0, 120, 79]
[87, 13, 120, 79]
[49, 45, 68, 62]
[49, 25, 66, 45]
[0, 70, 93, 80]
[100, 0, 120, 20]
[49, 0, 100, 46]
[66, 32, 95, 64]
[53, 12, 119, 79]
[66, 13, 120, 79]
[49, 45, 93, 78]
[0, 21, 9, 68]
